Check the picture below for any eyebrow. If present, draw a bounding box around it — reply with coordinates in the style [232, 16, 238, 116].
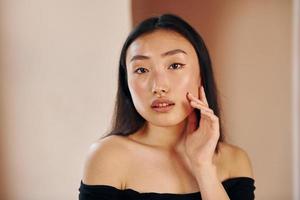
[130, 49, 187, 62]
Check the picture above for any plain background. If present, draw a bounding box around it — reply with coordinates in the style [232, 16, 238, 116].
[0, 0, 299, 200]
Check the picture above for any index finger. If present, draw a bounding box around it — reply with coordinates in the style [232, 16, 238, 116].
[200, 86, 209, 106]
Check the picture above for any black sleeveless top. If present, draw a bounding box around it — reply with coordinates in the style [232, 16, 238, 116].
[78, 177, 255, 200]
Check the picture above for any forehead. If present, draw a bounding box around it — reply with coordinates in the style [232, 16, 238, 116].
[126, 29, 197, 63]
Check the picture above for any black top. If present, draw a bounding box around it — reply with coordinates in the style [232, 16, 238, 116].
[78, 177, 255, 200]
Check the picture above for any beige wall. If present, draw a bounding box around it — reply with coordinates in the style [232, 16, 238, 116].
[0, 1, 131, 199]
[293, 0, 300, 199]
[214, 2, 292, 199]
[132, 0, 294, 199]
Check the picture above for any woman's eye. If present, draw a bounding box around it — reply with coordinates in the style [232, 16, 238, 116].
[169, 63, 185, 70]
[134, 67, 148, 74]
[134, 63, 185, 74]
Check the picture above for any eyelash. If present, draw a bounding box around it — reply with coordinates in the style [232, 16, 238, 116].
[134, 63, 185, 74]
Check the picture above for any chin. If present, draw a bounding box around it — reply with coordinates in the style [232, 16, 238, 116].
[143, 110, 189, 127]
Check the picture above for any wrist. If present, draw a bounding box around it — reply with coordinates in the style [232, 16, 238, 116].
[192, 162, 216, 172]
[194, 164, 218, 184]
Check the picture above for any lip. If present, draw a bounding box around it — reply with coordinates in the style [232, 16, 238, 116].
[151, 99, 175, 113]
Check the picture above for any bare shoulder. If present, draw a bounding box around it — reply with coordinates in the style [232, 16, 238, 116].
[81, 135, 130, 189]
[218, 142, 254, 179]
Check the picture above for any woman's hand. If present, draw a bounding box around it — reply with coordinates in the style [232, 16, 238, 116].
[182, 85, 220, 171]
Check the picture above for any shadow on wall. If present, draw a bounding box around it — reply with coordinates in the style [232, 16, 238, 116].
[0, 46, 9, 200]
[132, 0, 221, 57]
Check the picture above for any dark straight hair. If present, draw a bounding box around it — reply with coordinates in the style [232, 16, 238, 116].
[101, 13, 225, 153]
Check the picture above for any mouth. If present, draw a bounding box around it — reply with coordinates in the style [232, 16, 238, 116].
[151, 103, 175, 113]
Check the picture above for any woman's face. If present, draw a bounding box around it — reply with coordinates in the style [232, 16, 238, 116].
[126, 29, 201, 126]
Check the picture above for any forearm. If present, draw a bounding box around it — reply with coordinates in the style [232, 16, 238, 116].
[195, 165, 230, 200]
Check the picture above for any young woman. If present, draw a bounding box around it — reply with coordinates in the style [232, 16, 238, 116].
[79, 13, 256, 200]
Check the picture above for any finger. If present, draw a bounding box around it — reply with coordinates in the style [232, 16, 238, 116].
[189, 96, 211, 111]
[186, 90, 217, 121]
[187, 92, 211, 110]
[190, 101, 218, 121]
[190, 100, 214, 114]
[201, 111, 219, 124]
[200, 86, 209, 106]
[190, 102, 213, 120]
[198, 109, 213, 123]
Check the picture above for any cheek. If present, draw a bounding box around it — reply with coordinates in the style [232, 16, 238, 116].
[172, 70, 200, 97]
[128, 79, 149, 108]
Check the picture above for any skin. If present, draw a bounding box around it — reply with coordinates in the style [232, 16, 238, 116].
[126, 29, 201, 151]
[125, 29, 229, 199]
[126, 29, 218, 166]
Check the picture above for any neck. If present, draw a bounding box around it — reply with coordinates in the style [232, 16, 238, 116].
[136, 119, 188, 152]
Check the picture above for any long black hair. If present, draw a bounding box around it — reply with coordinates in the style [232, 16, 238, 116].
[101, 13, 225, 153]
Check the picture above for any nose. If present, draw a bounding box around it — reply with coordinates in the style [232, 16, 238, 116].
[151, 71, 169, 97]
[152, 86, 168, 97]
